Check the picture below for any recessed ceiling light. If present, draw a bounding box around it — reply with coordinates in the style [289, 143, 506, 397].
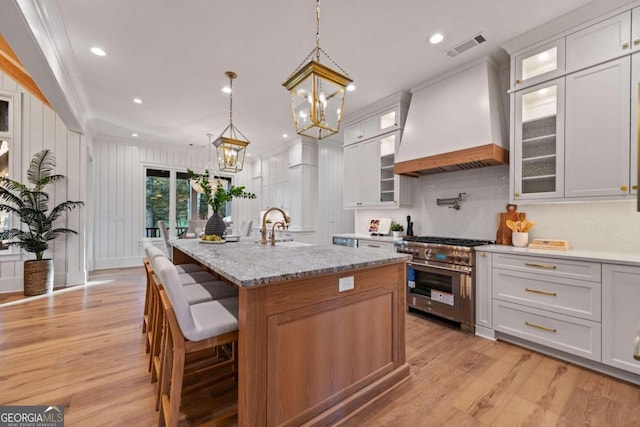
[222, 86, 232, 94]
[282, 134, 288, 138]
[133, 98, 142, 104]
[429, 33, 444, 44]
[132, 133, 138, 137]
[346, 84, 356, 92]
[90, 47, 106, 56]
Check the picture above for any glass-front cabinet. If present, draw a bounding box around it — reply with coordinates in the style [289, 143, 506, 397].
[513, 78, 565, 200]
[379, 133, 396, 205]
[513, 38, 565, 90]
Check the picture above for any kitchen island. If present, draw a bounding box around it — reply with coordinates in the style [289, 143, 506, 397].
[171, 239, 410, 426]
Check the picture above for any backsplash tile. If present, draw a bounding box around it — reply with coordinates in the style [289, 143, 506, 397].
[353, 165, 640, 254]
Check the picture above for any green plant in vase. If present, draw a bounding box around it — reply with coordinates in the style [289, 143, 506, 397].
[187, 169, 256, 236]
[390, 221, 404, 238]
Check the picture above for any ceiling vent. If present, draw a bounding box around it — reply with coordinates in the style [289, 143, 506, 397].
[445, 33, 486, 58]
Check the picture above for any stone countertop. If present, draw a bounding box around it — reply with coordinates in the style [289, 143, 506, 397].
[476, 244, 640, 267]
[172, 239, 410, 288]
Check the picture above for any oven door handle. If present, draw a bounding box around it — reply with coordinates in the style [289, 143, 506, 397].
[407, 262, 471, 275]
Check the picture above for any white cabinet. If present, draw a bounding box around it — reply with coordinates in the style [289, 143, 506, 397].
[565, 57, 631, 197]
[343, 116, 377, 146]
[566, 11, 631, 72]
[491, 253, 602, 361]
[513, 38, 565, 90]
[357, 238, 396, 252]
[513, 78, 565, 200]
[343, 131, 411, 209]
[475, 250, 493, 334]
[631, 53, 640, 195]
[602, 264, 640, 375]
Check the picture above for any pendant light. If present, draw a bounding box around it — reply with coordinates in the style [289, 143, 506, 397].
[282, 0, 353, 140]
[213, 71, 250, 173]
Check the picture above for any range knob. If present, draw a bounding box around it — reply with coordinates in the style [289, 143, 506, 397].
[425, 249, 433, 259]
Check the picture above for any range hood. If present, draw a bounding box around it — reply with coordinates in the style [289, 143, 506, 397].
[394, 61, 508, 176]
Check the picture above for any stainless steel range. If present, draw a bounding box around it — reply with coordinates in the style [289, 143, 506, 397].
[396, 236, 493, 333]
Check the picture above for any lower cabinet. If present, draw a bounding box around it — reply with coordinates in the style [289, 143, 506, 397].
[475, 249, 640, 380]
[602, 264, 640, 375]
[358, 239, 396, 252]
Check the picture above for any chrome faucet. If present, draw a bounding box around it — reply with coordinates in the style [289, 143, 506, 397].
[260, 207, 290, 245]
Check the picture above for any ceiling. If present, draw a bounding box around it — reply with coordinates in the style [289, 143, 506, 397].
[10, 0, 601, 156]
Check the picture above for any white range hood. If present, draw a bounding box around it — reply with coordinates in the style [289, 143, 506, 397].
[394, 60, 508, 176]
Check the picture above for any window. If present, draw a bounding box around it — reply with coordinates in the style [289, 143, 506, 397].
[144, 167, 233, 238]
[0, 90, 18, 254]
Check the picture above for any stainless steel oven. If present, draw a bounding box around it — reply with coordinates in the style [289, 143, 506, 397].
[407, 261, 473, 332]
[397, 236, 493, 333]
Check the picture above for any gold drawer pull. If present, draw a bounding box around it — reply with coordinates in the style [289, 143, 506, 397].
[525, 321, 557, 333]
[633, 185, 638, 190]
[621, 185, 628, 191]
[634, 354, 640, 361]
[524, 262, 557, 270]
[525, 288, 557, 296]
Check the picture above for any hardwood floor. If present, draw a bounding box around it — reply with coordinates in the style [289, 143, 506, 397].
[0, 268, 638, 426]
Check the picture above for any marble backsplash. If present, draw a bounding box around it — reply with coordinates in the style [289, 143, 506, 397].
[354, 165, 640, 255]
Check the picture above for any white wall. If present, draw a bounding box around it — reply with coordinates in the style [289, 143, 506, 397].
[354, 165, 640, 255]
[0, 71, 86, 293]
[91, 136, 258, 269]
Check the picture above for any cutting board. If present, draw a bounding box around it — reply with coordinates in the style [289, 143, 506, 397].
[496, 204, 526, 246]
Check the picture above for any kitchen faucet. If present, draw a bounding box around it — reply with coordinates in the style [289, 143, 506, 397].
[260, 207, 290, 245]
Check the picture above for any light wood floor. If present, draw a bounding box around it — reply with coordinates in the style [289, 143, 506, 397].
[1, 268, 639, 426]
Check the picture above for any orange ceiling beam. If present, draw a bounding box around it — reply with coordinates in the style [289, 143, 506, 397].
[0, 33, 51, 108]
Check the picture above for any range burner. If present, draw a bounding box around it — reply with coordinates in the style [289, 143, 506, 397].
[403, 236, 494, 248]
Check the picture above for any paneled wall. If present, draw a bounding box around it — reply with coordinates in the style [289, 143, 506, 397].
[0, 71, 86, 293]
[91, 137, 257, 269]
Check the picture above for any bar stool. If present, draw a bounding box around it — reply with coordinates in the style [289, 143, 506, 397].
[155, 257, 239, 426]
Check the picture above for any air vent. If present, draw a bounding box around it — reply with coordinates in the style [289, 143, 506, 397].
[445, 33, 486, 58]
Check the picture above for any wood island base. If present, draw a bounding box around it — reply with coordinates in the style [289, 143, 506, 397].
[173, 247, 409, 426]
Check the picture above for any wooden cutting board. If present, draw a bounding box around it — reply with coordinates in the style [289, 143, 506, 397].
[496, 204, 526, 245]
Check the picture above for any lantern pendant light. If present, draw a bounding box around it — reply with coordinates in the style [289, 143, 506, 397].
[213, 71, 250, 173]
[282, 0, 353, 140]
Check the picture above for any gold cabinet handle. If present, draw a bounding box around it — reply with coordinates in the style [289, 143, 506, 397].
[514, 192, 520, 197]
[524, 262, 557, 270]
[479, 252, 486, 257]
[515, 79, 521, 84]
[525, 321, 557, 333]
[525, 288, 557, 296]
[634, 38, 640, 46]
[623, 41, 630, 49]
[634, 354, 640, 361]
[621, 185, 628, 191]
[633, 185, 638, 190]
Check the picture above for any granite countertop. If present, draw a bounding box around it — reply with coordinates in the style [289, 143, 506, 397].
[172, 239, 410, 287]
[477, 244, 640, 267]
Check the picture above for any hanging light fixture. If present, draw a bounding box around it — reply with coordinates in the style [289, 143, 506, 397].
[282, 0, 353, 140]
[213, 71, 250, 173]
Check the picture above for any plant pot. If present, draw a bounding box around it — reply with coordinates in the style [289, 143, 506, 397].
[23, 259, 54, 296]
[204, 212, 226, 236]
[392, 231, 402, 238]
[512, 232, 529, 248]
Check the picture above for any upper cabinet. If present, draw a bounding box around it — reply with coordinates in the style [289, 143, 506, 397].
[0, 90, 18, 140]
[513, 38, 565, 90]
[566, 11, 631, 73]
[513, 79, 565, 200]
[343, 92, 412, 209]
[509, 4, 640, 202]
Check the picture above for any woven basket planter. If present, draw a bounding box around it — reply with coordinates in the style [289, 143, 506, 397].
[23, 259, 54, 296]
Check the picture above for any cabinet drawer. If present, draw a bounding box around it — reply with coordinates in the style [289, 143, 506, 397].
[493, 269, 601, 321]
[492, 253, 601, 282]
[359, 240, 395, 252]
[493, 300, 601, 361]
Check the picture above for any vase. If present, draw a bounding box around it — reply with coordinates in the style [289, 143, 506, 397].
[204, 212, 226, 236]
[512, 232, 529, 247]
[392, 231, 402, 239]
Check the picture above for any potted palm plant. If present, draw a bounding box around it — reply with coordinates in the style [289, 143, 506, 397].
[187, 169, 255, 236]
[0, 149, 84, 295]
